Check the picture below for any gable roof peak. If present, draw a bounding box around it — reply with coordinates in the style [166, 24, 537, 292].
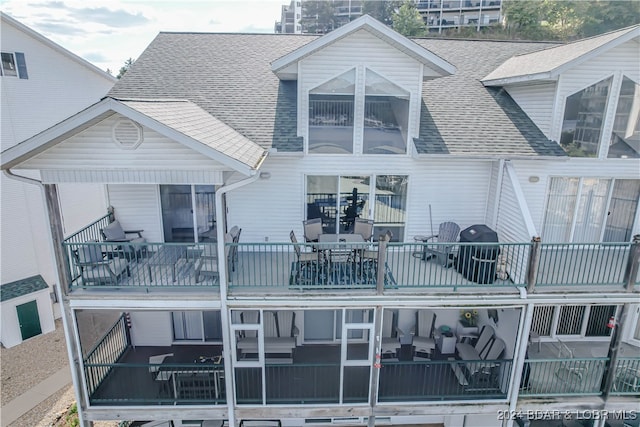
[271, 14, 456, 80]
[483, 24, 640, 86]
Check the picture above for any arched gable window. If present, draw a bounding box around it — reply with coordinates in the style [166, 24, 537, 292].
[363, 69, 409, 154]
[308, 69, 355, 154]
[561, 76, 613, 157]
[608, 76, 640, 159]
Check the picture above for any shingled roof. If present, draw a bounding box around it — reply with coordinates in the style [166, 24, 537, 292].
[483, 25, 640, 85]
[109, 31, 568, 158]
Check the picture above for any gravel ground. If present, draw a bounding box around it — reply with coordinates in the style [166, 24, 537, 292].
[1, 319, 119, 427]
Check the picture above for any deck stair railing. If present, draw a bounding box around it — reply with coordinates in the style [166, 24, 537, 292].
[83, 314, 129, 397]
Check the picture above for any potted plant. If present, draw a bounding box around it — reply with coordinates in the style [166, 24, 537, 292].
[458, 309, 479, 337]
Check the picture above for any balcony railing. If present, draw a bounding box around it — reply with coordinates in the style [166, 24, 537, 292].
[85, 363, 226, 406]
[520, 357, 609, 397]
[378, 359, 512, 402]
[64, 241, 218, 289]
[609, 357, 640, 396]
[64, 214, 639, 293]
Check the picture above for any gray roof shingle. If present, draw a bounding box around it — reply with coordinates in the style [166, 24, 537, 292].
[109, 32, 569, 158]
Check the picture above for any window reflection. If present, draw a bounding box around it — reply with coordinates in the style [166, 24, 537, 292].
[363, 70, 409, 154]
[308, 69, 355, 154]
[608, 76, 640, 158]
[561, 77, 612, 157]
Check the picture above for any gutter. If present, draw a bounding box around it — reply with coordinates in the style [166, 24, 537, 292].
[2, 169, 88, 427]
[214, 171, 262, 427]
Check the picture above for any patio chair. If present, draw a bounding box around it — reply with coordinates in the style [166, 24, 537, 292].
[72, 241, 131, 286]
[148, 353, 174, 377]
[353, 218, 375, 241]
[229, 226, 242, 272]
[412, 309, 436, 360]
[414, 221, 460, 267]
[456, 325, 495, 361]
[195, 232, 231, 283]
[381, 310, 403, 359]
[101, 220, 147, 260]
[554, 340, 589, 388]
[290, 230, 319, 285]
[303, 218, 323, 243]
[357, 230, 392, 280]
[467, 337, 505, 386]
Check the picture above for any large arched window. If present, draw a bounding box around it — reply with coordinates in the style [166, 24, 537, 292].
[608, 76, 640, 158]
[363, 69, 409, 154]
[561, 76, 613, 157]
[308, 69, 355, 154]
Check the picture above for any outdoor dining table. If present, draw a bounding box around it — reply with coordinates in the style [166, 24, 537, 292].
[317, 233, 365, 262]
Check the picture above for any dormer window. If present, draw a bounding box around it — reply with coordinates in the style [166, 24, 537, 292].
[608, 76, 640, 158]
[561, 76, 612, 157]
[364, 69, 409, 154]
[308, 69, 355, 154]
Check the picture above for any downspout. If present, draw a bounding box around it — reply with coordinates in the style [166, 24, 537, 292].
[505, 288, 532, 427]
[215, 171, 261, 427]
[3, 169, 89, 427]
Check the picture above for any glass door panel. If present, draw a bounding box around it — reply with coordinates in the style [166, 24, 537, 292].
[543, 178, 579, 243]
[161, 185, 194, 242]
[339, 176, 369, 233]
[373, 175, 407, 241]
[603, 179, 640, 242]
[307, 176, 339, 234]
[573, 178, 611, 242]
[194, 185, 216, 242]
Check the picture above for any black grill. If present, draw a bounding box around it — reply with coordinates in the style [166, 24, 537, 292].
[455, 224, 500, 284]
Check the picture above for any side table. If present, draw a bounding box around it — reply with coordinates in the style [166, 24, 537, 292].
[437, 334, 457, 355]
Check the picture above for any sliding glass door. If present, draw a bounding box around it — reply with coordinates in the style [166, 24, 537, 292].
[306, 175, 407, 240]
[543, 178, 639, 243]
[160, 185, 216, 242]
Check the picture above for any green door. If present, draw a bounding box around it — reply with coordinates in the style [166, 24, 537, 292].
[16, 300, 42, 340]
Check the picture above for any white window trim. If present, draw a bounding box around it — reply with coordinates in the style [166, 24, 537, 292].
[1, 51, 18, 78]
[305, 66, 413, 156]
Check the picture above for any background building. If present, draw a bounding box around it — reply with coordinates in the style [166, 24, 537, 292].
[0, 12, 114, 348]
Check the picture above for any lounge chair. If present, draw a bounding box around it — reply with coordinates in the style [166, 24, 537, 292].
[72, 241, 130, 286]
[414, 221, 460, 267]
[101, 220, 147, 260]
[381, 310, 403, 359]
[412, 309, 436, 360]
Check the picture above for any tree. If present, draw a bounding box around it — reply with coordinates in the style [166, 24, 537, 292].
[116, 57, 135, 80]
[581, 1, 640, 37]
[363, 0, 403, 27]
[391, 1, 427, 37]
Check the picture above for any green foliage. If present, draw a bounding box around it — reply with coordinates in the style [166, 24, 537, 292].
[64, 403, 79, 427]
[117, 57, 135, 80]
[362, 0, 403, 26]
[301, 1, 337, 33]
[502, 0, 640, 41]
[391, 0, 427, 37]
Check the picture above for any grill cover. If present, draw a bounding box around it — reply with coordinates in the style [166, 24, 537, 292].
[456, 224, 499, 284]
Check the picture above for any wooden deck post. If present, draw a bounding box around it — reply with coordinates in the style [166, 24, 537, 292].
[376, 232, 390, 294]
[368, 305, 384, 426]
[601, 303, 630, 399]
[526, 236, 541, 293]
[44, 184, 72, 295]
[623, 234, 640, 291]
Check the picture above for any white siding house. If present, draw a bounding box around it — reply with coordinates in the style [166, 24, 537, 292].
[2, 16, 639, 427]
[0, 12, 114, 347]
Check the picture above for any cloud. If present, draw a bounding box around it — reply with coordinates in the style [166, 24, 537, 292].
[34, 20, 87, 36]
[68, 6, 149, 28]
[27, 1, 67, 9]
[82, 52, 109, 62]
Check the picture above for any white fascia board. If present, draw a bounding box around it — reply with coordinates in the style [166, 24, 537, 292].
[111, 102, 260, 176]
[1, 98, 117, 169]
[271, 15, 456, 77]
[482, 72, 555, 87]
[413, 153, 569, 161]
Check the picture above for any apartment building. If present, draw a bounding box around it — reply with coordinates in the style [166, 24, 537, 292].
[275, 0, 363, 34]
[1, 15, 638, 427]
[0, 12, 114, 348]
[416, 0, 503, 33]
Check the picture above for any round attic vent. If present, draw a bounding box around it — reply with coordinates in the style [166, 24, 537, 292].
[112, 119, 143, 149]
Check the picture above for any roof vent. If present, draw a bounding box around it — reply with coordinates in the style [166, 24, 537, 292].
[112, 119, 143, 149]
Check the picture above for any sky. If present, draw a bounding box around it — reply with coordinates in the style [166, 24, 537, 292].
[1, 0, 285, 74]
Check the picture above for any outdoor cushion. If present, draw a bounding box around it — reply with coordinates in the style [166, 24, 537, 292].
[78, 240, 103, 263]
[102, 221, 127, 240]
